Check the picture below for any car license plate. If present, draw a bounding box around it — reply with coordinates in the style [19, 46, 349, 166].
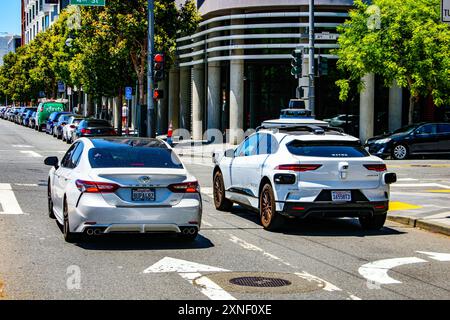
[331, 191, 351, 202]
[132, 188, 155, 201]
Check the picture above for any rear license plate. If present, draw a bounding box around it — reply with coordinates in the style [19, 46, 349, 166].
[132, 188, 155, 201]
[331, 191, 351, 202]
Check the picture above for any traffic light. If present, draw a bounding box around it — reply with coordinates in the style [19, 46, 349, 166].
[153, 53, 165, 82]
[290, 49, 303, 78]
[153, 89, 164, 100]
[318, 56, 329, 76]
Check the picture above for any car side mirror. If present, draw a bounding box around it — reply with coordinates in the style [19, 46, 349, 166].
[224, 149, 235, 158]
[44, 156, 59, 169]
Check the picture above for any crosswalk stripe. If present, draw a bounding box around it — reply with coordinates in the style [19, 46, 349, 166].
[0, 183, 24, 215]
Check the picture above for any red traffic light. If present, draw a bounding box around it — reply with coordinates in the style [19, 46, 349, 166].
[153, 89, 164, 100]
[154, 53, 164, 63]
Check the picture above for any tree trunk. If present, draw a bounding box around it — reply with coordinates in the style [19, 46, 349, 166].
[408, 94, 415, 125]
[138, 76, 145, 105]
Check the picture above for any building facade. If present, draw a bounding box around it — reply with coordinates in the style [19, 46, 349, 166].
[167, 0, 432, 144]
[0, 34, 21, 66]
[22, 0, 62, 45]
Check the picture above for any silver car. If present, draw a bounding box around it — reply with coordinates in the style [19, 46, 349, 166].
[45, 137, 202, 243]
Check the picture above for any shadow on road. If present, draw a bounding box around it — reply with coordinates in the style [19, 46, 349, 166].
[226, 206, 405, 238]
[74, 233, 215, 251]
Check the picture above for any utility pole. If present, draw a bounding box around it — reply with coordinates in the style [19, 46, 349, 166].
[308, 0, 315, 116]
[147, 0, 155, 137]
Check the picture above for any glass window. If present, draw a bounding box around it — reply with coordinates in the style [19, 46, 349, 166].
[88, 147, 183, 169]
[70, 143, 84, 168]
[238, 134, 259, 157]
[438, 124, 450, 134]
[287, 141, 369, 158]
[257, 133, 279, 155]
[416, 124, 437, 135]
[61, 144, 78, 168]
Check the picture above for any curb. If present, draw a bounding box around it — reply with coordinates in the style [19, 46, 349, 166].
[387, 215, 450, 237]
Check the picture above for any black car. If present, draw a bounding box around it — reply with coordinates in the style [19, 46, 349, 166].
[74, 119, 116, 140]
[366, 123, 450, 160]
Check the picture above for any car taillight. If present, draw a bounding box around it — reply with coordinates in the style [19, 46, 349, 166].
[110, 129, 117, 135]
[363, 164, 387, 172]
[75, 180, 119, 193]
[80, 128, 91, 134]
[275, 164, 322, 172]
[70, 125, 76, 129]
[168, 181, 199, 193]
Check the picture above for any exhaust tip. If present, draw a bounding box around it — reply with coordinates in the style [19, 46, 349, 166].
[93, 229, 102, 235]
[188, 228, 197, 235]
[86, 229, 94, 236]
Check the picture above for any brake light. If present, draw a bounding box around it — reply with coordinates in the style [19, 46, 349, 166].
[75, 180, 119, 193]
[364, 164, 387, 172]
[80, 128, 92, 134]
[168, 181, 199, 193]
[70, 125, 76, 129]
[109, 129, 117, 135]
[275, 164, 322, 172]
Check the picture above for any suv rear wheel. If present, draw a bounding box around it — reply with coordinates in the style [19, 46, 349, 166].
[359, 213, 387, 230]
[260, 183, 284, 231]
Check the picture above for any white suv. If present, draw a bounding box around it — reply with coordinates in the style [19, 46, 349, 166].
[212, 125, 396, 231]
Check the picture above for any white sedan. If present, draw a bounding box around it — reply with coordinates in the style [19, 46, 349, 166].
[213, 124, 396, 231]
[45, 137, 202, 243]
[62, 116, 84, 144]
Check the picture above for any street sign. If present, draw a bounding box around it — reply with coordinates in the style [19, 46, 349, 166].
[125, 87, 133, 100]
[69, 0, 106, 6]
[67, 87, 72, 96]
[442, 0, 450, 23]
[58, 82, 66, 93]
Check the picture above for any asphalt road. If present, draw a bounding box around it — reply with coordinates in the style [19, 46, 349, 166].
[0, 119, 449, 300]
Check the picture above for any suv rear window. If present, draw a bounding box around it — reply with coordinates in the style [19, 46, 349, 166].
[88, 147, 183, 169]
[287, 141, 369, 158]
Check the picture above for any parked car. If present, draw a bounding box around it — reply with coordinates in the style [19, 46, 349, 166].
[53, 114, 75, 139]
[46, 112, 72, 135]
[8, 107, 20, 122]
[74, 119, 116, 140]
[63, 116, 85, 144]
[212, 124, 396, 231]
[28, 111, 37, 128]
[35, 102, 66, 131]
[44, 137, 202, 242]
[0, 107, 7, 118]
[366, 123, 450, 160]
[22, 109, 37, 127]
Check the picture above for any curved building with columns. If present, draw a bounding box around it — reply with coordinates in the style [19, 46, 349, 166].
[167, 0, 410, 143]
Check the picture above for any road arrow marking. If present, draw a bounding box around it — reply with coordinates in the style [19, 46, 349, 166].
[358, 257, 427, 284]
[144, 257, 236, 300]
[416, 251, 450, 262]
[0, 184, 24, 215]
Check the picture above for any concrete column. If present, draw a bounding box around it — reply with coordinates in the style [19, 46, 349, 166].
[168, 68, 180, 129]
[191, 64, 204, 140]
[229, 15, 245, 145]
[359, 73, 375, 142]
[156, 79, 168, 136]
[389, 81, 403, 132]
[179, 67, 191, 130]
[207, 61, 221, 137]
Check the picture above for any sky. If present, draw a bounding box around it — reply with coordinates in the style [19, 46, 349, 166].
[0, 0, 21, 35]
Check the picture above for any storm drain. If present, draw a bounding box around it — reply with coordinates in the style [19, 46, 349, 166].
[230, 276, 291, 288]
[198, 272, 324, 294]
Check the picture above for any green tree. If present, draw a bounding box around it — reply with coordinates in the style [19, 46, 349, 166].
[335, 0, 450, 124]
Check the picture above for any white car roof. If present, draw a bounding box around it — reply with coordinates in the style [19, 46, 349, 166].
[262, 118, 329, 126]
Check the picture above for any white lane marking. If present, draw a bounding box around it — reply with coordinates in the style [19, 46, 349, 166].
[201, 187, 214, 198]
[20, 150, 43, 158]
[348, 294, 362, 300]
[12, 145, 33, 148]
[14, 183, 39, 187]
[0, 183, 24, 215]
[358, 257, 427, 284]
[143, 257, 235, 300]
[416, 251, 450, 262]
[392, 183, 450, 189]
[295, 271, 342, 292]
[181, 273, 236, 300]
[143, 257, 228, 273]
[397, 178, 418, 181]
[229, 234, 294, 267]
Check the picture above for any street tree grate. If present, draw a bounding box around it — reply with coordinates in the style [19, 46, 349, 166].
[229, 276, 292, 288]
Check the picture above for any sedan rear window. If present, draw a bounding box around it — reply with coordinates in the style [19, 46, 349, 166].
[287, 141, 369, 158]
[87, 120, 112, 127]
[88, 147, 183, 169]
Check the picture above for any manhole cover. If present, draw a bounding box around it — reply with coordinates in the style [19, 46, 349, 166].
[197, 272, 324, 294]
[229, 276, 291, 288]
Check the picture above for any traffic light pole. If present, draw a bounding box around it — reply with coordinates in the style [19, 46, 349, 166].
[308, 0, 315, 116]
[147, 0, 155, 138]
